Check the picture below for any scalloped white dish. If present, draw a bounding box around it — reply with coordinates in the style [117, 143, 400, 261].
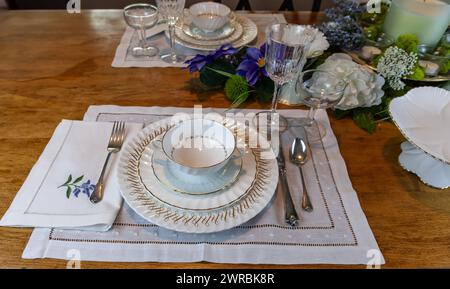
[389, 86, 450, 164]
[399, 141, 450, 189]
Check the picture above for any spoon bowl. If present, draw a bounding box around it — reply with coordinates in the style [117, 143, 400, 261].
[290, 137, 308, 165]
[289, 137, 313, 212]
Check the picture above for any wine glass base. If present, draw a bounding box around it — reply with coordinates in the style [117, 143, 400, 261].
[131, 46, 159, 57]
[252, 111, 288, 133]
[301, 120, 327, 143]
[160, 50, 186, 64]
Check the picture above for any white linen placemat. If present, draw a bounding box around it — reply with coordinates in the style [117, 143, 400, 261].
[0, 120, 142, 231]
[23, 106, 384, 265]
[112, 13, 286, 68]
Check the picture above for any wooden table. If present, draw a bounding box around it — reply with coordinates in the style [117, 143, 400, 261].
[0, 10, 449, 269]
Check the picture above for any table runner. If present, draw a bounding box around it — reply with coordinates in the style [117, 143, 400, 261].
[112, 13, 286, 68]
[23, 106, 383, 265]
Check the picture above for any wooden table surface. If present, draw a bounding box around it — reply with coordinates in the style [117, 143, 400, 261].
[0, 10, 449, 269]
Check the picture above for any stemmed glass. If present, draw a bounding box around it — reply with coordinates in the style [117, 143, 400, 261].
[254, 23, 315, 130]
[156, 0, 186, 64]
[123, 4, 159, 57]
[295, 69, 347, 140]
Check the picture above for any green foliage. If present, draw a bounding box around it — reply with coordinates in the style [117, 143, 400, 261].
[441, 60, 450, 74]
[224, 75, 249, 107]
[199, 60, 235, 86]
[395, 34, 419, 54]
[364, 25, 380, 41]
[254, 77, 274, 103]
[353, 108, 376, 134]
[407, 65, 425, 80]
[359, 3, 389, 25]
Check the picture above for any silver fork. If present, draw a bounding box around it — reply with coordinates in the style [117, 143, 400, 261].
[90, 121, 126, 204]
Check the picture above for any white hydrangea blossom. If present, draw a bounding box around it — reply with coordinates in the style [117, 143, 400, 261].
[304, 26, 330, 58]
[317, 54, 385, 110]
[377, 46, 417, 90]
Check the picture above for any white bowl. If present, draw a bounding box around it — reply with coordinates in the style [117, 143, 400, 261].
[160, 118, 238, 175]
[189, 2, 231, 33]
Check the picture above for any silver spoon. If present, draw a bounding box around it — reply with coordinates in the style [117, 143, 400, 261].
[289, 137, 313, 212]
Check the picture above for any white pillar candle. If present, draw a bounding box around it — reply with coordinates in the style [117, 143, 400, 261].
[383, 0, 450, 47]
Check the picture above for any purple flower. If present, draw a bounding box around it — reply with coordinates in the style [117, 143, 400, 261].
[73, 188, 81, 198]
[80, 180, 95, 197]
[185, 44, 238, 73]
[236, 44, 268, 86]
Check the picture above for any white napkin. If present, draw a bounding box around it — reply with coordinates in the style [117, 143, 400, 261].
[0, 120, 142, 231]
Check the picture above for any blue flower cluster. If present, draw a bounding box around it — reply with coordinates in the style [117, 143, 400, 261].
[324, 0, 364, 19]
[320, 16, 364, 51]
[320, 0, 365, 51]
[73, 180, 95, 198]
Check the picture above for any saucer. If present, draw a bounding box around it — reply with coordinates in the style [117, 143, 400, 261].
[399, 141, 450, 189]
[151, 146, 243, 195]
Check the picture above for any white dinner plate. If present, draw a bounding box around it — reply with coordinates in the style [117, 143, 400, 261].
[399, 141, 450, 189]
[117, 115, 278, 233]
[389, 86, 450, 165]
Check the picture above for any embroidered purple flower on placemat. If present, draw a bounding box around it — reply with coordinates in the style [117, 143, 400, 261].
[185, 44, 238, 73]
[236, 43, 268, 86]
[58, 175, 96, 199]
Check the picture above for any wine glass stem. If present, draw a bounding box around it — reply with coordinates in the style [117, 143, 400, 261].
[139, 27, 148, 48]
[168, 23, 176, 59]
[270, 83, 281, 113]
[307, 107, 317, 126]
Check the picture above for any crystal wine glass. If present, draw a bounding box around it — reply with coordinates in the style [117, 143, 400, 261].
[254, 23, 315, 131]
[123, 4, 159, 57]
[295, 69, 347, 140]
[156, 0, 186, 64]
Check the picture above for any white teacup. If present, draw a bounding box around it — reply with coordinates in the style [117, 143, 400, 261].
[189, 2, 231, 33]
[156, 118, 242, 175]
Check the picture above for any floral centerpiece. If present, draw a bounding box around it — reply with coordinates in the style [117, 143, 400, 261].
[183, 0, 449, 134]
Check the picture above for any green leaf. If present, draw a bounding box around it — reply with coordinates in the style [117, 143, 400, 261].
[59, 174, 72, 187]
[254, 77, 275, 102]
[199, 60, 235, 87]
[206, 67, 235, 78]
[66, 186, 72, 199]
[353, 109, 376, 134]
[230, 90, 255, 108]
[333, 109, 351, 119]
[73, 175, 84, 184]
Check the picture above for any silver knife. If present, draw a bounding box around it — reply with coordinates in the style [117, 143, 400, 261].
[277, 138, 300, 226]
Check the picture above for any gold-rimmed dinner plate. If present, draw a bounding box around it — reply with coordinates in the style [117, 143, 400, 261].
[117, 115, 278, 233]
[170, 15, 257, 51]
